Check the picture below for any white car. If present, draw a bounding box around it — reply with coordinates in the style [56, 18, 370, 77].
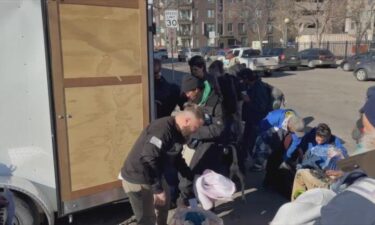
[178, 48, 202, 62]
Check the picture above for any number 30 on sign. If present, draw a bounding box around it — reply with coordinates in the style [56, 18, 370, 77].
[165, 10, 178, 28]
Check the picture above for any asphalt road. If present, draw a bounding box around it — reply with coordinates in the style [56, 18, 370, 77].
[55, 62, 374, 225]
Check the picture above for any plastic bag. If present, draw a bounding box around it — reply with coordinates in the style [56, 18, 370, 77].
[170, 207, 224, 225]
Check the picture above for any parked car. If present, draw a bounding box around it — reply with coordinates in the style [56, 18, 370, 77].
[353, 59, 375, 81]
[178, 48, 202, 62]
[298, 48, 336, 68]
[340, 51, 375, 71]
[225, 47, 279, 76]
[154, 48, 168, 60]
[200, 46, 220, 62]
[264, 48, 301, 71]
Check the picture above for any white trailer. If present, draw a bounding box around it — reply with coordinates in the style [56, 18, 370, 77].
[0, 0, 154, 224]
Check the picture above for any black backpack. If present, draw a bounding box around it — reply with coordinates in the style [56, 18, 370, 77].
[263, 82, 285, 111]
[217, 74, 239, 115]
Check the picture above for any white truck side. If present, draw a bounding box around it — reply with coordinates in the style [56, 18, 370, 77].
[230, 48, 280, 75]
[0, 0, 154, 224]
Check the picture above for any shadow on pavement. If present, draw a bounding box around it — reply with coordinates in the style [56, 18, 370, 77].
[214, 171, 287, 225]
[55, 202, 133, 225]
[263, 71, 297, 78]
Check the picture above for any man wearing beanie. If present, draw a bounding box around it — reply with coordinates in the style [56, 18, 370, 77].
[179, 74, 227, 204]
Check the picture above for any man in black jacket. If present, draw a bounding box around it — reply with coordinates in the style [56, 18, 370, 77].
[120, 105, 204, 225]
[154, 58, 182, 118]
[179, 75, 227, 202]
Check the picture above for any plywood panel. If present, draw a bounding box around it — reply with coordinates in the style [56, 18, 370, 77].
[60, 4, 142, 78]
[65, 84, 143, 191]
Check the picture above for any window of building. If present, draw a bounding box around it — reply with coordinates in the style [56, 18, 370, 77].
[195, 24, 200, 35]
[238, 23, 245, 34]
[218, 23, 223, 35]
[206, 23, 215, 32]
[207, 9, 215, 18]
[227, 23, 233, 32]
[307, 23, 316, 29]
[180, 10, 191, 20]
[241, 37, 248, 46]
[208, 0, 215, 3]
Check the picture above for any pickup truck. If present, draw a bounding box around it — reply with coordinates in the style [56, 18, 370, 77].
[225, 47, 280, 76]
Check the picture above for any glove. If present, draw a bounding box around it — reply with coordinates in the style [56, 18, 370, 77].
[203, 113, 212, 126]
[187, 138, 199, 149]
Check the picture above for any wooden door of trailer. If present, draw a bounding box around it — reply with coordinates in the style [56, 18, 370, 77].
[46, 0, 150, 215]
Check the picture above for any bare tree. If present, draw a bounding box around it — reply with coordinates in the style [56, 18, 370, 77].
[272, 0, 304, 44]
[295, 0, 347, 47]
[228, 0, 271, 50]
[346, 0, 375, 52]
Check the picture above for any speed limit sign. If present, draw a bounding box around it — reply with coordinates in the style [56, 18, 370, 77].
[164, 10, 178, 28]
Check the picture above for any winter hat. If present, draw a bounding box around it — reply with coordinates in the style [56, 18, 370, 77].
[288, 115, 306, 137]
[362, 96, 375, 128]
[181, 75, 204, 93]
[194, 169, 236, 210]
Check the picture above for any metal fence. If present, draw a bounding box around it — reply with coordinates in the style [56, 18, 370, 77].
[264, 41, 374, 59]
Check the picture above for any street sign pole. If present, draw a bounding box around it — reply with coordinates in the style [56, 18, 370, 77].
[165, 10, 178, 83]
[171, 35, 175, 81]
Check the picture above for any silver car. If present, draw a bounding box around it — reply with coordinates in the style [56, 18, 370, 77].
[299, 48, 336, 68]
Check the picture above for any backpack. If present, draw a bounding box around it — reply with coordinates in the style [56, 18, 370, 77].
[217, 74, 239, 115]
[264, 83, 285, 110]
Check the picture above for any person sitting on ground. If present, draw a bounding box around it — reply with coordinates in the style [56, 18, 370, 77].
[290, 123, 349, 200]
[318, 97, 375, 225]
[271, 95, 375, 225]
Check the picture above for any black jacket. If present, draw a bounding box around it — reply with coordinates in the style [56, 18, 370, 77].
[155, 76, 182, 118]
[179, 90, 226, 202]
[121, 117, 193, 193]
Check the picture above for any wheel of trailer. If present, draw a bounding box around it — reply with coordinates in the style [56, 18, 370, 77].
[289, 67, 297, 71]
[355, 69, 368, 81]
[343, 63, 350, 71]
[308, 61, 315, 68]
[12, 196, 35, 225]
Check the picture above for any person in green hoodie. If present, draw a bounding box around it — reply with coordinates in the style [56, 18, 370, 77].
[179, 75, 227, 203]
